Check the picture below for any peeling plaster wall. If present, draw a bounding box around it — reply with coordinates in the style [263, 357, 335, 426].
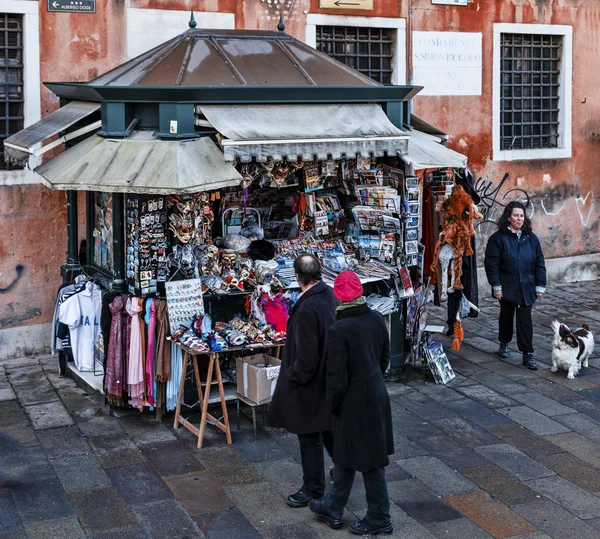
[1, 0, 599, 358]
[411, 0, 600, 262]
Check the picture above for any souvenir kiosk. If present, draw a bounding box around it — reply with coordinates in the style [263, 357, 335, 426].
[5, 19, 467, 445]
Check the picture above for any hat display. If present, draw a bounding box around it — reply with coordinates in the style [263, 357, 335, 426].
[334, 271, 363, 302]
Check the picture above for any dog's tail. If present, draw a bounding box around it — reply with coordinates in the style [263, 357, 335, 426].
[583, 324, 591, 331]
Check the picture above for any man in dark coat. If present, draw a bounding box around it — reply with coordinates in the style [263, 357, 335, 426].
[267, 253, 339, 507]
[309, 271, 394, 536]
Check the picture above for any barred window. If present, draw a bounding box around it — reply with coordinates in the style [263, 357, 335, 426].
[500, 33, 562, 151]
[0, 14, 24, 171]
[316, 26, 394, 85]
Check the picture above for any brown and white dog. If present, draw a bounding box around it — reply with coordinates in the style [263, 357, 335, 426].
[551, 320, 594, 379]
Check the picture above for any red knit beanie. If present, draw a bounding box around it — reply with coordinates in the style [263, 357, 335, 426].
[334, 271, 363, 302]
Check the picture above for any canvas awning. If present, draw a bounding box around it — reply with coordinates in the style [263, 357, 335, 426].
[198, 104, 409, 162]
[35, 132, 243, 194]
[400, 129, 467, 170]
[4, 101, 101, 166]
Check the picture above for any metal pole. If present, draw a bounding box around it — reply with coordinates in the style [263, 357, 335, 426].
[111, 192, 126, 293]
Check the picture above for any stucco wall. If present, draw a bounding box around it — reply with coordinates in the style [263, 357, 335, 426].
[411, 0, 600, 261]
[1, 0, 599, 357]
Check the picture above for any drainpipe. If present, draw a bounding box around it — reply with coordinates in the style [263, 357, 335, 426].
[62, 190, 82, 283]
[407, 0, 414, 119]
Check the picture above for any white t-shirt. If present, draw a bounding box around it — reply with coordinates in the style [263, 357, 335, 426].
[59, 282, 102, 372]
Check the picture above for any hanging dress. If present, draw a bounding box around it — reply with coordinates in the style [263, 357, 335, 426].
[145, 299, 157, 407]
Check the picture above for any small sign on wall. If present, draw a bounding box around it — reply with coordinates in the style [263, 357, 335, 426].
[432, 0, 468, 5]
[319, 0, 374, 11]
[412, 31, 482, 96]
[48, 0, 95, 12]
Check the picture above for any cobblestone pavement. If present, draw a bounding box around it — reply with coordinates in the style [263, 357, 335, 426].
[4, 281, 600, 538]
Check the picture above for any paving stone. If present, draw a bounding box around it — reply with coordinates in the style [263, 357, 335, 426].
[553, 412, 600, 444]
[445, 358, 487, 377]
[426, 518, 494, 539]
[444, 490, 537, 539]
[462, 465, 541, 507]
[77, 416, 124, 437]
[526, 475, 600, 519]
[88, 528, 149, 539]
[538, 452, 600, 492]
[451, 345, 498, 365]
[45, 372, 79, 391]
[0, 530, 27, 539]
[486, 424, 563, 459]
[69, 488, 135, 532]
[512, 499, 600, 539]
[36, 425, 91, 458]
[416, 434, 491, 472]
[25, 517, 85, 539]
[269, 431, 301, 462]
[545, 432, 600, 468]
[11, 478, 75, 524]
[263, 522, 319, 539]
[391, 391, 458, 421]
[483, 361, 538, 381]
[537, 369, 599, 391]
[445, 397, 514, 428]
[225, 481, 307, 530]
[88, 433, 145, 468]
[119, 415, 176, 445]
[107, 462, 173, 505]
[0, 388, 16, 401]
[466, 337, 503, 355]
[387, 478, 463, 524]
[0, 490, 23, 532]
[141, 440, 204, 477]
[24, 401, 74, 430]
[52, 454, 112, 494]
[0, 400, 29, 428]
[470, 373, 530, 396]
[455, 384, 519, 409]
[9, 368, 59, 406]
[131, 499, 204, 538]
[164, 470, 234, 515]
[391, 409, 443, 439]
[253, 457, 303, 501]
[58, 388, 101, 419]
[196, 447, 265, 488]
[194, 508, 261, 539]
[397, 456, 478, 496]
[497, 406, 571, 436]
[430, 416, 501, 448]
[410, 382, 465, 404]
[510, 392, 576, 417]
[392, 431, 430, 459]
[475, 444, 555, 481]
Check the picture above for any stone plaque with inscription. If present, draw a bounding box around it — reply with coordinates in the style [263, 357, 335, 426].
[319, 0, 374, 11]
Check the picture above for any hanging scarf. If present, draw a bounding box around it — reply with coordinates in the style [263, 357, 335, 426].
[155, 300, 172, 383]
[122, 297, 131, 388]
[145, 299, 156, 407]
[336, 296, 367, 312]
[127, 297, 144, 410]
[105, 296, 124, 406]
[166, 343, 183, 412]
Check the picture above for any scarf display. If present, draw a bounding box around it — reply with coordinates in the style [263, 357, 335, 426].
[145, 299, 157, 407]
[127, 297, 145, 410]
[105, 296, 125, 406]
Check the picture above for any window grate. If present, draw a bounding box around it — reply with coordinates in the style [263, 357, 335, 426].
[316, 26, 394, 85]
[0, 13, 24, 171]
[500, 33, 562, 151]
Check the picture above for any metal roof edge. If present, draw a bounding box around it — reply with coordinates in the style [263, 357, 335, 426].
[43, 83, 423, 104]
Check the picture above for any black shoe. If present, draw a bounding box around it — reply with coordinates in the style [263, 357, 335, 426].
[523, 353, 538, 370]
[309, 499, 344, 529]
[286, 489, 315, 508]
[498, 342, 509, 359]
[350, 520, 393, 536]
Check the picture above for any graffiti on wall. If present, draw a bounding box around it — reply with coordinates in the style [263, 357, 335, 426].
[0, 264, 25, 294]
[473, 172, 599, 257]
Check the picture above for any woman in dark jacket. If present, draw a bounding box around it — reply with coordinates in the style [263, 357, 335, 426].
[309, 271, 394, 537]
[484, 201, 547, 370]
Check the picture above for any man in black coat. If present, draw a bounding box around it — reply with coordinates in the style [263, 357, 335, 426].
[267, 254, 339, 507]
[309, 271, 394, 536]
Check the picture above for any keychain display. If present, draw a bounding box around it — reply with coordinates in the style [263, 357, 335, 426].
[165, 278, 205, 330]
[126, 195, 168, 297]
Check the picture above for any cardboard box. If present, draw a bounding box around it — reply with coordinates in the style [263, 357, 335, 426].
[236, 354, 281, 405]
